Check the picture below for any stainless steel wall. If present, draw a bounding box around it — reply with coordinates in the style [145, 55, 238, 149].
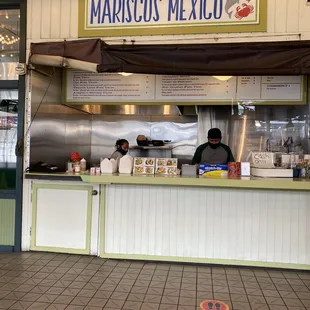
[198, 103, 310, 162]
[29, 69, 92, 170]
[91, 116, 197, 166]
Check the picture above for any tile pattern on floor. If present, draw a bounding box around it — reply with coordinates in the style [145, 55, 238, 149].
[0, 252, 310, 310]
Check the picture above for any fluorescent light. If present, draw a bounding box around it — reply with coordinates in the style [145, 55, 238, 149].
[119, 72, 133, 77]
[213, 76, 233, 81]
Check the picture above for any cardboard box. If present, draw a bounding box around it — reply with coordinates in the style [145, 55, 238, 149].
[199, 164, 228, 176]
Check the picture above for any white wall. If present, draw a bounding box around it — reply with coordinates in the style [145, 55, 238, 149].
[104, 184, 310, 266]
[27, 0, 310, 49]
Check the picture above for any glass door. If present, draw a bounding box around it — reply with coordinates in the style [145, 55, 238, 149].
[0, 6, 21, 252]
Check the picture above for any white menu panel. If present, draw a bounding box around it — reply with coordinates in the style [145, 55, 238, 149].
[66, 71, 155, 102]
[261, 76, 302, 101]
[66, 71, 304, 103]
[262, 76, 301, 84]
[155, 76, 237, 101]
[236, 76, 261, 100]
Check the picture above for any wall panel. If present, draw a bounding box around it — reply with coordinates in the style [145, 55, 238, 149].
[26, 0, 310, 45]
[60, 0, 71, 39]
[104, 185, 310, 265]
[30, 0, 41, 39]
[274, 0, 288, 33]
[40, 0, 51, 39]
[50, 0, 61, 39]
[0, 199, 15, 246]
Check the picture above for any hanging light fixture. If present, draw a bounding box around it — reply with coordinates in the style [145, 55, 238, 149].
[119, 72, 133, 77]
[212, 76, 233, 81]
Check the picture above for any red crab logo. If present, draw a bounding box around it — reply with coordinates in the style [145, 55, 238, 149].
[235, 1, 254, 20]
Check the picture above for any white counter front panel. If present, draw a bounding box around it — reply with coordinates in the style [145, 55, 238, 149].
[36, 188, 88, 249]
[104, 185, 310, 265]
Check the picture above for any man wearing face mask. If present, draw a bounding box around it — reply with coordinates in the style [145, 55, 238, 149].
[192, 128, 234, 165]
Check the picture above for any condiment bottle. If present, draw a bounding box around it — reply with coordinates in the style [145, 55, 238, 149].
[74, 162, 81, 174]
[80, 158, 86, 172]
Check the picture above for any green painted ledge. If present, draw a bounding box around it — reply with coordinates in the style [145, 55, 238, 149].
[25, 172, 310, 191]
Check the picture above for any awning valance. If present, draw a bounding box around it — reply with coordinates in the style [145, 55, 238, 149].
[29, 39, 310, 76]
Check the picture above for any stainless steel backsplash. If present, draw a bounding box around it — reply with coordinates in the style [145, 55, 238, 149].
[29, 69, 92, 170]
[90, 116, 197, 165]
[29, 68, 198, 169]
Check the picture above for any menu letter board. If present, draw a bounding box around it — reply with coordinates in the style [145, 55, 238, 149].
[66, 71, 305, 104]
[66, 71, 155, 101]
[155, 76, 237, 100]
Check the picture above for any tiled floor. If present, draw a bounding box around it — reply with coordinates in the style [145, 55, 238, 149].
[0, 253, 310, 310]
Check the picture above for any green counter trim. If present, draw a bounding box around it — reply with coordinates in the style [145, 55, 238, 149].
[31, 184, 93, 255]
[80, 174, 310, 192]
[25, 173, 81, 182]
[25, 172, 310, 191]
[99, 253, 310, 271]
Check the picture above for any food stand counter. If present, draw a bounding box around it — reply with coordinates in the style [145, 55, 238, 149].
[23, 173, 310, 270]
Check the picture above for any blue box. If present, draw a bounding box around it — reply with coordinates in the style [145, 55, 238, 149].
[199, 164, 228, 176]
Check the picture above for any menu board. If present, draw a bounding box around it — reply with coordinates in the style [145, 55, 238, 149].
[237, 76, 261, 100]
[66, 71, 304, 103]
[155, 76, 237, 100]
[66, 71, 155, 101]
[261, 76, 302, 100]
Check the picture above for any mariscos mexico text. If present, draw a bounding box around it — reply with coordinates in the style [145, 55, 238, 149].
[87, 0, 259, 28]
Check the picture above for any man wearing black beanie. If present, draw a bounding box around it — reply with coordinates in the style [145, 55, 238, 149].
[192, 128, 234, 165]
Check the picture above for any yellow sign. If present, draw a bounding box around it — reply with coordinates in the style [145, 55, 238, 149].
[78, 0, 267, 37]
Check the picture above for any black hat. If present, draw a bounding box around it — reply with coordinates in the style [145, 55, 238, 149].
[208, 128, 222, 139]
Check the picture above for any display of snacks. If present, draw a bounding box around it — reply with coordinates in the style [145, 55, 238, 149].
[156, 158, 178, 167]
[134, 157, 155, 166]
[133, 166, 154, 175]
[155, 158, 178, 175]
[133, 157, 155, 175]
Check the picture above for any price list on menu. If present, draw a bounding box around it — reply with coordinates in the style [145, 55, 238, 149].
[261, 76, 302, 100]
[155, 75, 236, 100]
[236, 76, 261, 100]
[66, 71, 155, 101]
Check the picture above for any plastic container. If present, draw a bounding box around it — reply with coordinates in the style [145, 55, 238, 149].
[181, 165, 196, 176]
[74, 163, 81, 173]
[80, 158, 86, 172]
[67, 162, 73, 172]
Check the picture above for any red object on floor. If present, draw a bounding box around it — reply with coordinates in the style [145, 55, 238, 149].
[200, 300, 229, 310]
